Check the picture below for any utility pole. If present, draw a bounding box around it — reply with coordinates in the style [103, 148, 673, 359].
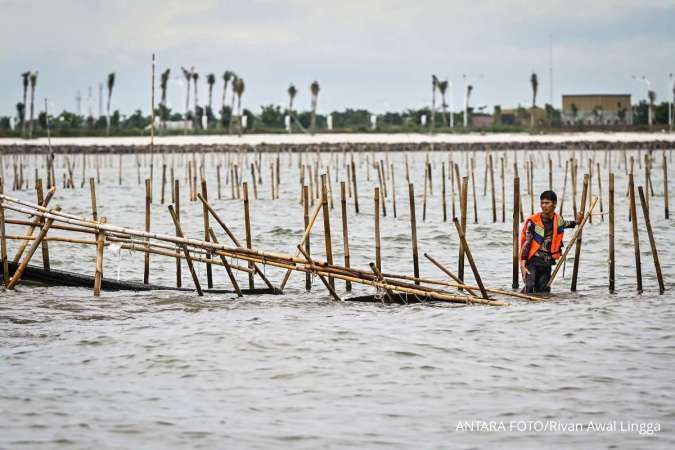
[76, 90, 82, 115]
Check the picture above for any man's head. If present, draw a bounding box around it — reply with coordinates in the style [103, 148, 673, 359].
[540, 190, 557, 215]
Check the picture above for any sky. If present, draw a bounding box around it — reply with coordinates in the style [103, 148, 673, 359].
[1, 0, 674, 117]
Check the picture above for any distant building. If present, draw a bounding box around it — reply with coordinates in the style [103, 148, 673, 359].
[498, 106, 546, 127]
[471, 114, 494, 128]
[562, 94, 632, 126]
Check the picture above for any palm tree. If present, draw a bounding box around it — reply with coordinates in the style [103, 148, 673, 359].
[106, 72, 115, 136]
[233, 77, 245, 135]
[431, 74, 438, 131]
[192, 71, 199, 128]
[28, 72, 38, 138]
[21, 71, 30, 137]
[206, 73, 215, 111]
[310, 80, 320, 134]
[228, 74, 238, 134]
[530, 72, 538, 129]
[287, 84, 297, 133]
[437, 79, 449, 127]
[648, 90, 656, 129]
[465, 84, 473, 127]
[160, 69, 170, 126]
[181, 66, 193, 118]
[221, 71, 234, 124]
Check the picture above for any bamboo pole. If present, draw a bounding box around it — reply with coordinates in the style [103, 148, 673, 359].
[374, 186, 382, 271]
[12, 187, 56, 263]
[570, 174, 589, 292]
[297, 244, 340, 301]
[208, 228, 243, 297]
[546, 197, 598, 289]
[303, 185, 311, 291]
[390, 163, 397, 218]
[340, 181, 352, 292]
[424, 253, 478, 298]
[0, 179, 8, 286]
[512, 176, 520, 289]
[470, 157, 478, 223]
[201, 180, 214, 289]
[489, 154, 497, 222]
[243, 182, 254, 289]
[174, 179, 182, 287]
[500, 156, 505, 223]
[93, 217, 107, 297]
[560, 159, 569, 216]
[369, 262, 396, 304]
[441, 162, 447, 221]
[161, 164, 167, 204]
[7, 208, 59, 290]
[275, 194, 323, 291]
[458, 176, 468, 285]
[452, 218, 489, 299]
[638, 186, 664, 294]
[167, 205, 203, 296]
[628, 174, 642, 292]
[351, 160, 359, 214]
[664, 154, 670, 219]
[35, 179, 50, 271]
[609, 173, 615, 293]
[408, 183, 420, 285]
[321, 174, 335, 289]
[144, 178, 151, 284]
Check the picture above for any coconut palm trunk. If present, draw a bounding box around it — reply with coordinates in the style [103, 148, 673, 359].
[287, 84, 297, 133]
[192, 72, 199, 129]
[648, 90, 656, 130]
[181, 66, 192, 120]
[221, 71, 233, 127]
[464, 84, 473, 128]
[431, 75, 438, 132]
[228, 76, 238, 134]
[28, 72, 37, 138]
[530, 72, 538, 129]
[106, 72, 115, 136]
[21, 72, 29, 138]
[310, 81, 320, 134]
[437, 79, 448, 127]
[160, 69, 170, 128]
[234, 78, 245, 136]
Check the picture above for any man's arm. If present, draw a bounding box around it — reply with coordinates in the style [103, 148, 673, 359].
[561, 212, 584, 229]
[521, 221, 534, 260]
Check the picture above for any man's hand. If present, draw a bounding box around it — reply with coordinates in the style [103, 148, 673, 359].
[520, 260, 529, 280]
[575, 212, 583, 224]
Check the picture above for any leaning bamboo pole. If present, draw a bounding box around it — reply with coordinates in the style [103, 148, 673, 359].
[0, 178, 8, 286]
[546, 197, 598, 289]
[638, 186, 665, 294]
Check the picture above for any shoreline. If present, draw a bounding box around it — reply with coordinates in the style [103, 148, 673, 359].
[1, 132, 673, 154]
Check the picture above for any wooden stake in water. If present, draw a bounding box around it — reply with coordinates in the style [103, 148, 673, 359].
[0, 178, 8, 286]
[458, 176, 468, 285]
[340, 181, 352, 292]
[452, 218, 488, 299]
[144, 178, 151, 284]
[570, 174, 588, 292]
[89, 177, 98, 221]
[303, 185, 311, 291]
[664, 154, 670, 219]
[94, 217, 106, 297]
[638, 186, 664, 294]
[628, 174, 642, 293]
[174, 179, 181, 287]
[374, 186, 382, 270]
[7, 208, 59, 290]
[608, 173, 615, 293]
[161, 164, 167, 204]
[201, 180, 214, 289]
[489, 154, 496, 223]
[470, 157, 478, 223]
[168, 204, 203, 296]
[408, 183, 420, 285]
[207, 228, 242, 297]
[441, 162, 447, 221]
[243, 181, 254, 289]
[351, 160, 359, 214]
[512, 176, 520, 289]
[36, 180, 50, 271]
[390, 163, 397, 218]
[321, 174, 335, 289]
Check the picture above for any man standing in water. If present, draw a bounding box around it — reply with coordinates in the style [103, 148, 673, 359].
[520, 191, 583, 293]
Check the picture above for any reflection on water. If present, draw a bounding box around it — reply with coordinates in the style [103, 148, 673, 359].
[1, 149, 673, 449]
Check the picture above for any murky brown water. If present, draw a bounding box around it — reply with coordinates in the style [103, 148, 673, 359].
[1, 148, 673, 449]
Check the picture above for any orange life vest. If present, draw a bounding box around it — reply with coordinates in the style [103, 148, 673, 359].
[519, 212, 565, 261]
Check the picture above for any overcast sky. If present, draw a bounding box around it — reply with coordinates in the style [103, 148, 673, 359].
[1, 0, 674, 117]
